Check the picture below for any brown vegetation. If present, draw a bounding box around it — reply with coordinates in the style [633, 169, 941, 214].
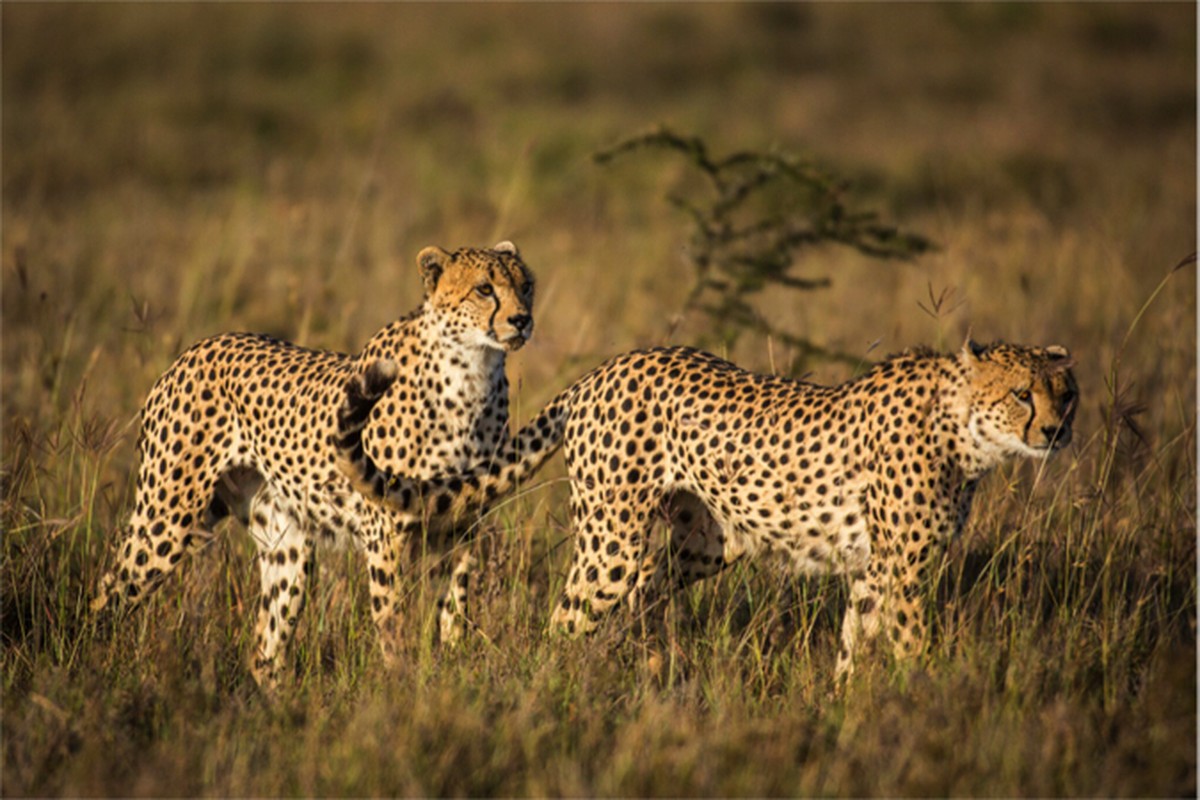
[3, 4, 1195, 795]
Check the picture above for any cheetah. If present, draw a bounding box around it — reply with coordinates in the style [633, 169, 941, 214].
[92, 241, 535, 688]
[338, 339, 1076, 677]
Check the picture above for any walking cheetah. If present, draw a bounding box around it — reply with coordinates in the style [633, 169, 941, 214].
[92, 241, 535, 688]
[338, 340, 1077, 676]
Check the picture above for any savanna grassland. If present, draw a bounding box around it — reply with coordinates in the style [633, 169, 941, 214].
[2, 4, 1196, 796]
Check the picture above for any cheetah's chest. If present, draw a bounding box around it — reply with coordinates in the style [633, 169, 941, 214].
[367, 356, 508, 481]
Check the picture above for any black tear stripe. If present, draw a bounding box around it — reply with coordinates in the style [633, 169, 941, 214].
[470, 263, 496, 333]
[486, 294, 501, 335]
[1021, 401, 1036, 445]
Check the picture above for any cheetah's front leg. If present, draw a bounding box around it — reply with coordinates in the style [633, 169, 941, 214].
[837, 513, 946, 681]
[837, 573, 931, 678]
[363, 525, 411, 667]
[876, 487, 956, 668]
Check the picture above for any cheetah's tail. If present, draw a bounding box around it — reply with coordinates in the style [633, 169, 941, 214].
[335, 357, 400, 488]
[336, 358, 571, 521]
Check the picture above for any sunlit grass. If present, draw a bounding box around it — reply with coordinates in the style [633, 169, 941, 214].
[2, 3, 1195, 796]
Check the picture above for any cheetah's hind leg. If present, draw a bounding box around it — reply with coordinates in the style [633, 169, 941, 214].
[625, 492, 731, 635]
[90, 464, 255, 617]
[551, 482, 662, 637]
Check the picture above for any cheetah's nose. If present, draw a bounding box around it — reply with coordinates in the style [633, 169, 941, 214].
[508, 314, 532, 333]
[1044, 424, 1071, 448]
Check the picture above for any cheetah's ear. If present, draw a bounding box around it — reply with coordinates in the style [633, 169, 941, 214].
[492, 241, 519, 256]
[417, 246, 451, 295]
[962, 338, 988, 365]
[1044, 344, 1075, 371]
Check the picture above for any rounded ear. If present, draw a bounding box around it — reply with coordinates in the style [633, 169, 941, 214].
[1044, 344, 1075, 371]
[492, 240, 519, 256]
[417, 246, 450, 294]
[962, 337, 987, 363]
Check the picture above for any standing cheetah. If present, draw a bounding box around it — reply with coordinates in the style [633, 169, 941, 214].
[92, 242, 535, 688]
[337, 340, 1077, 676]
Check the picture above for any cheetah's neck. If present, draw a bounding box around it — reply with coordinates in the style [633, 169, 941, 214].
[416, 312, 506, 398]
[356, 309, 509, 477]
[937, 357, 997, 481]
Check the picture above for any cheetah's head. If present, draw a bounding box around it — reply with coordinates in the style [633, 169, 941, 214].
[418, 241, 536, 351]
[961, 339, 1078, 465]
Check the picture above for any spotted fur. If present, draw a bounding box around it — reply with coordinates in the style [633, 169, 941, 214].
[340, 339, 1077, 676]
[92, 241, 536, 688]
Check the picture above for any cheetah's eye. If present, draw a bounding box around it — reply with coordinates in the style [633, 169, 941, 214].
[1012, 387, 1033, 405]
[475, 284, 494, 298]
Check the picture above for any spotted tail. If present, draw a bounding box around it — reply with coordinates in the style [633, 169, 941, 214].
[336, 358, 571, 521]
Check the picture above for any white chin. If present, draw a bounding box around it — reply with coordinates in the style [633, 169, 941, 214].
[1012, 440, 1054, 459]
[482, 338, 508, 352]
[465, 330, 506, 351]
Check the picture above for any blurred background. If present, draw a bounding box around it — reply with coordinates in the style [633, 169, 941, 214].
[1, 5, 1195, 795]
[4, 3, 1194, 419]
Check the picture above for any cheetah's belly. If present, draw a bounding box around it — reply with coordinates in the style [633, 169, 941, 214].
[703, 477, 872, 577]
[771, 495, 871, 576]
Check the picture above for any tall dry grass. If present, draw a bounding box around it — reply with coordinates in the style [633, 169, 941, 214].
[2, 4, 1195, 795]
